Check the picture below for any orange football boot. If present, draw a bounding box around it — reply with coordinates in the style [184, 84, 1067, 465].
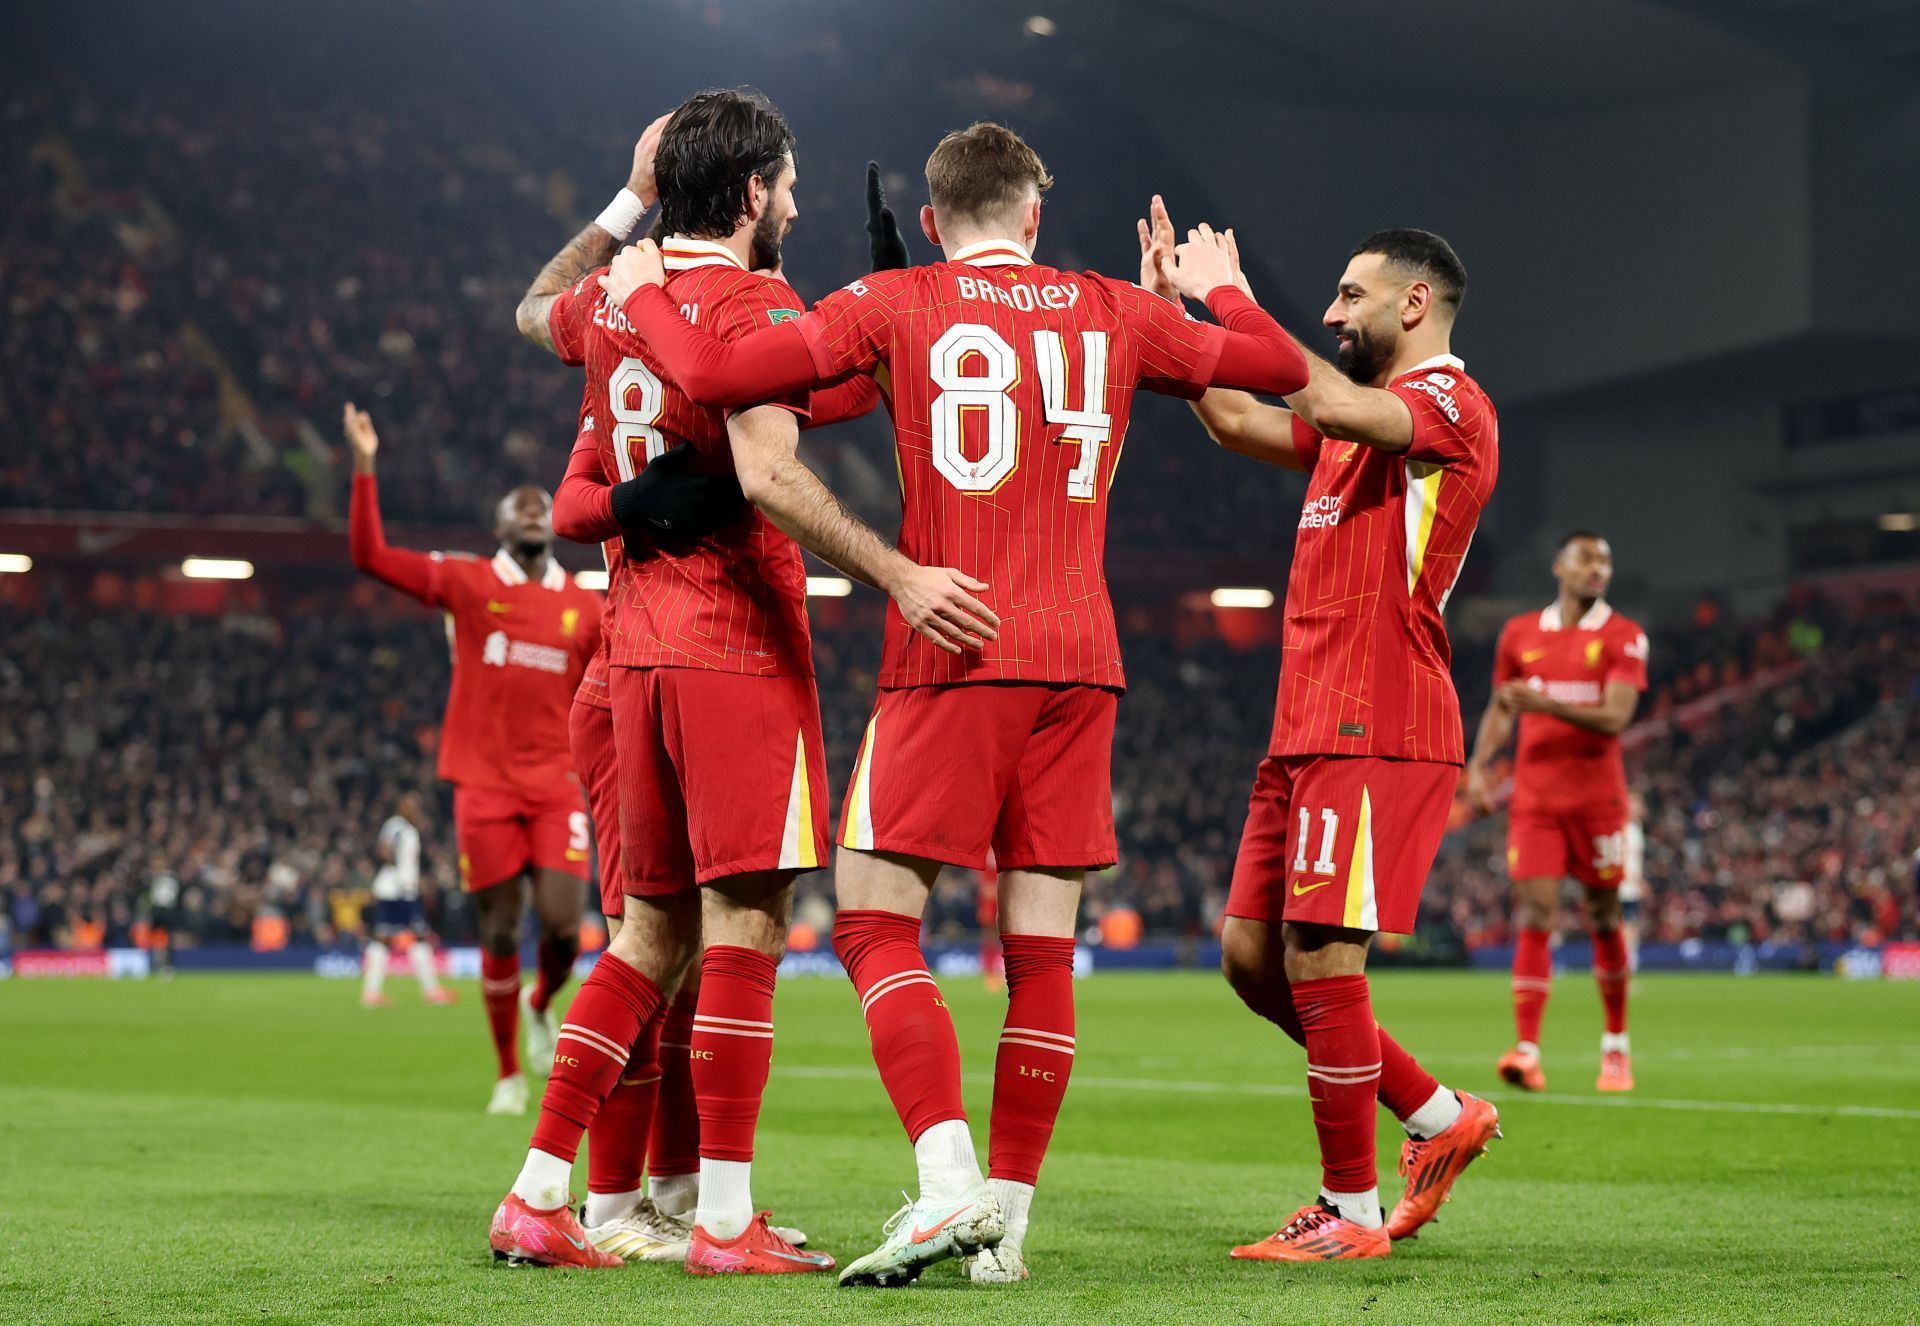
[490, 1192, 623, 1268]
[1496, 1045, 1546, 1092]
[424, 987, 459, 1005]
[1231, 1202, 1391, 1262]
[1386, 1091, 1502, 1240]
[685, 1212, 836, 1275]
[1596, 1049, 1635, 1092]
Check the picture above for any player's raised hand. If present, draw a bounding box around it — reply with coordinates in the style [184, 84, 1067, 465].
[1135, 194, 1179, 302]
[600, 241, 667, 306]
[1223, 227, 1255, 297]
[888, 565, 1000, 654]
[866, 162, 911, 272]
[628, 112, 671, 207]
[1167, 223, 1238, 301]
[342, 402, 380, 473]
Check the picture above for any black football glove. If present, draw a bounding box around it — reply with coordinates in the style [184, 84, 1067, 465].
[608, 443, 746, 543]
[866, 161, 910, 272]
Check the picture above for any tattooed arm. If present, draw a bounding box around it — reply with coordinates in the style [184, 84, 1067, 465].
[516, 113, 668, 353]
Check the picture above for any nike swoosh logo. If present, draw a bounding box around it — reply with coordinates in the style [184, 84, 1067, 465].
[910, 1205, 971, 1243]
[487, 601, 514, 613]
[563, 1232, 588, 1250]
[1291, 879, 1332, 896]
[1522, 648, 1547, 662]
[764, 1249, 831, 1265]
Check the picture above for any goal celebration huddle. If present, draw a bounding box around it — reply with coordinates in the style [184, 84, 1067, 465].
[346, 86, 1649, 1285]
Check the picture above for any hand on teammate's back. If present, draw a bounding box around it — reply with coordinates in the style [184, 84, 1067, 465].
[1166, 223, 1240, 302]
[600, 241, 667, 306]
[885, 564, 1000, 655]
[608, 443, 746, 544]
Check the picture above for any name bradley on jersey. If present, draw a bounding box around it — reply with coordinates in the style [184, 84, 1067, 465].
[951, 272, 1083, 312]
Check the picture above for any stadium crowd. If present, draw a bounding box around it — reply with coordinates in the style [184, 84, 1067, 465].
[6, 46, 1321, 551]
[3, 594, 1914, 960]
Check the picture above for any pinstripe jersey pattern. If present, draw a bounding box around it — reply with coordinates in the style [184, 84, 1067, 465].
[798, 241, 1223, 689]
[549, 241, 813, 676]
[1271, 355, 1499, 764]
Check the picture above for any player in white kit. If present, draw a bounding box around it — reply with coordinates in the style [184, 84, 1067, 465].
[362, 792, 456, 1007]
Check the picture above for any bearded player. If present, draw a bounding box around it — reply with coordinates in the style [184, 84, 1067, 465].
[1465, 531, 1649, 1093]
[551, 323, 886, 1261]
[488, 89, 982, 1274]
[345, 405, 601, 1115]
[600, 122, 1312, 1286]
[1145, 200, 1502, 1260]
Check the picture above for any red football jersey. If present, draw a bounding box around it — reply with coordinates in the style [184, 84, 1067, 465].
[1270, 355, 1499, 764]
[796, 240, 1226, 688]
[548, 238, 814, 676]
[350, 472, 603, 798]
[1495, 601, 1648, 815]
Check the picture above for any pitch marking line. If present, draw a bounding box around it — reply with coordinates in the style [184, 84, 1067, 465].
[778, 1065, 1920, 1121]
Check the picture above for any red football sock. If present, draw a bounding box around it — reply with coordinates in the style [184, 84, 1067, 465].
[1375, 1025, 1442, 1120]
[833, 909, 967, 1142]
[648, 984, 700, 1178]
[1592, 927, 1630, 1035]
[690, 945, 779, 1163]
[528, 955, 664, 1163]
[530, 933, 580, 1014]
[587, 1007, 663, 1196]
[989, 934, 1076, 1186]
[480, 951, 522, 1079]
[1291, 974, 1382, 1195]
[1513, 927, 1553, 1047]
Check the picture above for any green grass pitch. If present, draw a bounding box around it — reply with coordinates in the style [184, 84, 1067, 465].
[3, 969, 1917, 1324]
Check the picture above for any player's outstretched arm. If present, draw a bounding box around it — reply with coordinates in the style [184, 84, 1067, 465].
[1498, 679, 1641, 737]
[1464, 693, 1517, 816]
[516, 115, 667, 353]
[1163, 226, 1310, 398]
[727, 407, 999, 655]
[599, 242, 822, 405]
[1136, 202, 1308, 472]
[342, 404, 440, 602]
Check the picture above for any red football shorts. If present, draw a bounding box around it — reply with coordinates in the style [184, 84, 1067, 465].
[1507, 808, 1631, 889]
[1226, 754, 1457, 935]
[569, 695, 624, 916]
[838, 683, 1119, 872]
[609, 665, 828, 895]
[454, 784, 590, 892]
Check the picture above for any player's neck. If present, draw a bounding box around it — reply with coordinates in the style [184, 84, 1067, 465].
[1377, 332, 1453, 386]
[938, 229, 1033, 262]
[504, 544, 549, 581]
[1558, 588, 1601, 622]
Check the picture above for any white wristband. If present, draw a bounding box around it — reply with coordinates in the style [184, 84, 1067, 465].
[594, 187, 648, 240]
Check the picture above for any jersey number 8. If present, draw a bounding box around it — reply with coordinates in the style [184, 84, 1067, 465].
[609, 357, 668, 480]
[929, 324, 1112, 501]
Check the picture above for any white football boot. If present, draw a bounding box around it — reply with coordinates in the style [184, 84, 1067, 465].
[486, 1072, 529, 1116]
[961, 1242, 1029, 1283]
[838, 1187, 1004, 1288]
[521, 985, 558, 1078]
[586, 1195, 693, 1262]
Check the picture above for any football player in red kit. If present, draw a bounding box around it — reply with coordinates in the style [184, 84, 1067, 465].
[344, 405, 602, 1117]
[488, 90, 980, 1275]
[1466, 531, 1649, 1093]
[598, 122, 1313, 1286]
[1147, 200, 1502, 1260]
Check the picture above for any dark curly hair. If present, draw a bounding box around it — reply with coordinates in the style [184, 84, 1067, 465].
[656, 88, 795, 240]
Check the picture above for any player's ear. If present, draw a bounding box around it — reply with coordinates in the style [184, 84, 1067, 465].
[919, 205, 940, 247]
[1402, 279, 1431, 330]
[745, 173, 768, 223]
[1022, 197, 1041, 248]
